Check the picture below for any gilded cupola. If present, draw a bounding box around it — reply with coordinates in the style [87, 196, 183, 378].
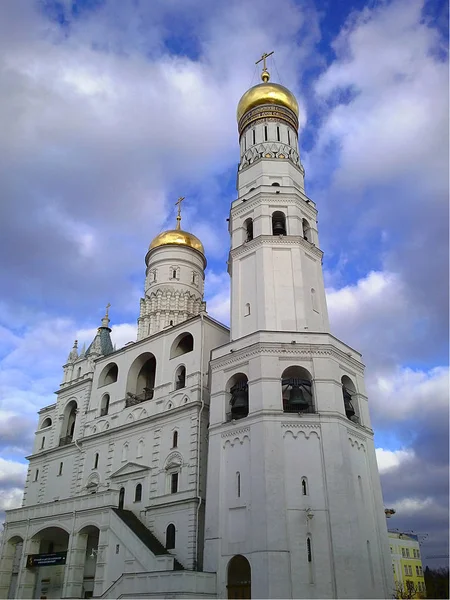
[148, 197, 204, 256]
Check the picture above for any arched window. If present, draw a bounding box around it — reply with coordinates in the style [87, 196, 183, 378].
[99, 363, 118, 387]
[134, 483, 142, 502]
[288, 129, 291, 145]
[94, 453, 99, 469]
[236, 472, 241, 498]
[227, 373, 249, 421]
[60, 400, 77, 445]
[302, 218, 312, 242]
[264, 125, 268, 141]
[137, 439, 144, 458]
[175, 365, 186, 390]
[301, 477, 308, 496]
[172, 269, 177, 279]
[244, 218, 253, 242]
[252, 129, 255, 144]
[277, 126, 280, 141]
[77, 367, 82, 378]
[281, 366, 314, 413]
[271, 182, 280, 187]
[342, 376, 359, 423]
[40, 437, 45, 450]
[272, 211, 286, 235]
[166, 524, 176, 549]
[118, 487, 125, 509]
[122, 443, 128, 462]
[41, 417, 52, 429]
[100, 394, 110, 416]
[170, 333, 194, 359]
[58, 462, 63, 476]
[172, 431, 178, 448]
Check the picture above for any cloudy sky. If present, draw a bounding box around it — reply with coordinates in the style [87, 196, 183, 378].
[0, 0, 448, 565]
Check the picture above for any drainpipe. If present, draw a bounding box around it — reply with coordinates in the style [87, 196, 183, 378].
[195, 312, 206, 570]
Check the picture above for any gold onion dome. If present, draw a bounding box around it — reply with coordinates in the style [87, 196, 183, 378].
[149, 196, 204, 255]
[149, 229, 204, 254]
[237, 70, 299, 123]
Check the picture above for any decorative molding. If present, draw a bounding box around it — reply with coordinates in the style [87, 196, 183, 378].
[221, 426, 250, 438]
[230, 235, 323, 261]
[231, 195, 317, 220]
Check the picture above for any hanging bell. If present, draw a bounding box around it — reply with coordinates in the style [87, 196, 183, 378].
[230, 382, 249, 418]
[343, 388, 355, 418]
[288, 384, 310, 409]
[272, 217, 286, 236]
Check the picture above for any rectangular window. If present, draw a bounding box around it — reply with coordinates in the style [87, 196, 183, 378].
[402, 548, 406, 557]
[405, 548, 410, 558]
[277, 126, 280, 141]
[58, 462, 63, 476]
[252, 129, 256, 145]
[416, 566, 420, 576]
[264, 125, 268, 141]
[171, 473, 178, 494]
[34, 469, 39, 481]
[288, 129, 291, 145]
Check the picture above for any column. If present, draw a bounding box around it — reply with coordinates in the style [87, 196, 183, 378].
[63, 532, 88, 598]
[16, 539, 40, 599]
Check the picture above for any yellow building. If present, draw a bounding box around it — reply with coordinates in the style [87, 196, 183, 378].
[389, 531, 426, 598]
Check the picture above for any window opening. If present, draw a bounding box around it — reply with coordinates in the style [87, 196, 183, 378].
[175, 366, 186, 390]
[100, 394, 110, 416]
[342, 376, 358, 422]
[302, 218, 311, 242]
[77, 367, 82, 378]
[118, 487, 125, 509]
[172, 431, 178, 448]
[172, 269, 177, 279]
[171, 473, 179, 493]
[236, 472, 241, 498]
[41, 437, 45, 450]
[282, 366, 314, 413]
[244, 218, 253, 242]
[170, 333, 194, 358]
[252, 129, 255, 144]
[135, 483, 142, 502]
[41, 417, 52, 429]
[94, 453, 99, 469]
[301, 477, 308, 496]
[272, 211, 286, 236]
[277, 126, 280, 141]
[229, 377, 249, 420]
[244, 303, 251, 316]
[264, 125, 268, 141]
[307, 537, 312, 562]
[166, 524, 176, 549]
[288, 130, 291, 145]
[58, 462, 63, 476]
[34, 469, 39, 481]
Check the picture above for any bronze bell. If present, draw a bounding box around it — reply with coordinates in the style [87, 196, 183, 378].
[272, 217, 286, 236]
[231, 382, 249, 417]
[288, 384, 310, 408]
[343, 388, 355, 418]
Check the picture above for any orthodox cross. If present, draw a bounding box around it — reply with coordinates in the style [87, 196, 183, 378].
[105, 302, 111, 317]
[256, 51, 273, 82]
[175, 196, 185, 230]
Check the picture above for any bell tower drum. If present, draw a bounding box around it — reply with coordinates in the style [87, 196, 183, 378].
[204, 55, 394, 599]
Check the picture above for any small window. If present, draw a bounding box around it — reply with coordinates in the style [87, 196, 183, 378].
[172, 431, 178, 448]
[170, 320, 173, 325]
[244, 218, 253, 242]
[116, 544, 120, 554]
[288, 130, 291, 145]
[34, 469, 39, 481]
[77, 367, 82, 378]
[264, 125, 268, 141]
[137, 439, 144, 458]
[135, 483, 142, 502]
[41, 417, 52, 429]
[405, 548, 410, 558]
[166, 524, 176, 549]
[172, 269, 177, 279]
[311, 288, 319, 313]
[58, 462, 63, 476]
[175, 366, 186, 390]
[277, 126, 280, 142]
[301, 477, 308, 496]
[244, 303, 251, 316]
[170, 333, 194, 358]
[252, 129, 255, 145]
[244, 135, 247, 151]
[171, 473, 179, 494]
[41, 437, 45, 450]
[94, 453, 99, 469]
[307, 537, 312, 562]
[236, 472, 241, 498]
[100, 394, 110, 416]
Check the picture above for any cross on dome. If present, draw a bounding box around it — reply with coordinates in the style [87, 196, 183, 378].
[255, 50, 274, 82]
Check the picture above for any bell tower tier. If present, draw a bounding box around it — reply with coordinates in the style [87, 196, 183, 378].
[204, 59, 393, 600]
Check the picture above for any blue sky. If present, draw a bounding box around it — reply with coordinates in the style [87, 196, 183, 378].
[0, 0, 448, 565]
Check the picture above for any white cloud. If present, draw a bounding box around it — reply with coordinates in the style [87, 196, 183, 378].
[205, 270, 230, 325]
[376, 448, 414, 473]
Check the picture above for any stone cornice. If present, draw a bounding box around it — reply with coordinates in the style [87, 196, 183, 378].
[230, 235, 323, 260]
[231, 193, 317, 220]
[221, 426, 250, 438]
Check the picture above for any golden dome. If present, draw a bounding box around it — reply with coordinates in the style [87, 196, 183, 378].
[149, 229, 204, 254]
[237, 81, 299, 123]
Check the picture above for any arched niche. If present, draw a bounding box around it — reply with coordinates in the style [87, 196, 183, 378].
[281, 366, 314, 413]
[175, 365, 186, 390]
[170, 333, 194, 359]
[60, 400, 77, 445]
[226, 373, 249, 421]
[100, 394, 110, 416]
[227, 554, 251, 599]
[41, 417, 52, 429]
[243, 218, 253, 242]
[126, 352, 156, 401]
[98, 362, 118, 387]
[302, 218, 312, 242]
[272, 211, 286, 236]
[165, 524, 176, 549]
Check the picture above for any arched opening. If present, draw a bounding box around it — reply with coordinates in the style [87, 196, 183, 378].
[118, 487, 125, 509]
[78, 525, 100, 598]
[272, 211, 286, 236]
[40, 436, 45, 449]
[175, 365, 186, 390]
[172, 431, 178, 448]
[134, 483, 142, 502]
[244, 218, 253, 242]
[94, 453, 99, 469]
[126, 353, 157, 406]
[0, 536, 23, 599]
[99, 362, 118, 387]
[30, 527, 70, 599]
[170, 333, 194, 359]
[165, 524, 176, 550]
[236, 472, 241, 498]
[342, 376, 359, 423]
[271, 182, 280, 187]
[60, 400, 77, 445]
[227, 554, 251, 599]
[281, 366, 314, 413]
[302, 218, 312, 242]
[100, 394, 110, 416]
[77, 367, 82, 378]
[41, 417, 52, 429]
[227, 373, 249, 421]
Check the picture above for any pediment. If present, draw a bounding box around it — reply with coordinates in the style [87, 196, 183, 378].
[110, 462, 150, 478]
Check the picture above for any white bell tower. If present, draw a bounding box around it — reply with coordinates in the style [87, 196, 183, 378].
[204, 55, 393, 599]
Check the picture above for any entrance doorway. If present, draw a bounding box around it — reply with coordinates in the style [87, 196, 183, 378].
[227, 554, 251, 599]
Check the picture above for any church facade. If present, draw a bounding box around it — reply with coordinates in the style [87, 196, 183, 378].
[0, 61, 394, 599]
